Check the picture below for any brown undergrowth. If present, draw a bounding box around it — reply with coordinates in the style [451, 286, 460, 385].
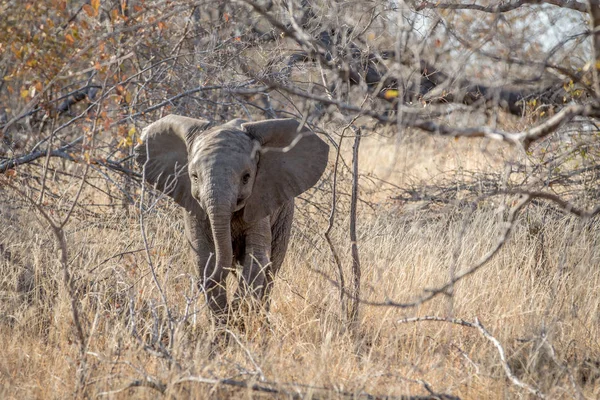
[1, 134, 599, 399]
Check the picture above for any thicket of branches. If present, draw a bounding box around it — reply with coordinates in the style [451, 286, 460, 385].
[2, 0, 598, 192]
[1, 0, 599, 398]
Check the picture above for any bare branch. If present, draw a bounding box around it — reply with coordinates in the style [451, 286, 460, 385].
[313, 194, 531, 309]
[416, 0, 587, 13]
[474, 318, 546, 399]
[114, 83, 268, 125]
[138, 147, 175, 353]
[97, 377, 167, 396]
[173, 375, 459, 400]
[409, 104, 593, 149]
[0, 136, 83, 173]
[349, 125, 361, 325]
[3, 180, 87, 394]
[324, 131, 348, 319]
[507, 190, 600, 218]
[272, 80, 593, 149]
[396, 316, 546, 398]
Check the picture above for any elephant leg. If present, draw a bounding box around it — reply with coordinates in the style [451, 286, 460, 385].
[264, 200, 294, 312]
[183, 209, 229, 320]
[237, 218, 272, 303]
[261, 269, 276, 313]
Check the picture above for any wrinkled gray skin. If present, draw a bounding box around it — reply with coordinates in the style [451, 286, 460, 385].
[134, 115, 329, 322]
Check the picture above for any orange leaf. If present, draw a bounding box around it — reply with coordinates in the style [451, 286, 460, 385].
[65, 33, 75, 45]
[83, 4, 93, 17]
[11, 44, 22, 59]
[91, 0, 100, 14]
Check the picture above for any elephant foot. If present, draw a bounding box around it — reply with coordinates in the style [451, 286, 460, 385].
[227, 298, 250, 333]
[208, 329, 231, 355]
[227, 297, 271, 335]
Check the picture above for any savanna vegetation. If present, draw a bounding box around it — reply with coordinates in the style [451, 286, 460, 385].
[1, 0, 599, 398]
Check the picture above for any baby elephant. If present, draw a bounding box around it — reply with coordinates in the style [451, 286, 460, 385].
[134, 115, 328, 322]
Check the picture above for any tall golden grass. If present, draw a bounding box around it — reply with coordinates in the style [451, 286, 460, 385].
[1, 133, 598, 399]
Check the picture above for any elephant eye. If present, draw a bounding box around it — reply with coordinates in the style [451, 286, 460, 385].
[242, 173, 251, 185]
[191, 172, 198, 182]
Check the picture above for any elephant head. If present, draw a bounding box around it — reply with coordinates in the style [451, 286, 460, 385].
[134, 114, 329, 298]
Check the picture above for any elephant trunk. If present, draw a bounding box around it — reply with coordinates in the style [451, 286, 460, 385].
[204, 201, 234, 315]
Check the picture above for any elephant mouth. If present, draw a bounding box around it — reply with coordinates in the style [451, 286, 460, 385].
[234, 197, 246, 211]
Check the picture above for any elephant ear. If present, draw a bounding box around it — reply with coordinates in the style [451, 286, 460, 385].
[134, 114, 210, 214]
[241, 119, 329, 222]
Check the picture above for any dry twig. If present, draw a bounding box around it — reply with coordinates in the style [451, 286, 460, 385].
[396, 316, 546, 398]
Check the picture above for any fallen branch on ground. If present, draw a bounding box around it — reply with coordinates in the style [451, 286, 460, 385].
[100, 374, 461, 399]
[396, 316, 546, 399]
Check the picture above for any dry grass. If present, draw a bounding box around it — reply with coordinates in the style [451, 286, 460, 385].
[1, 133, 599, 399]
